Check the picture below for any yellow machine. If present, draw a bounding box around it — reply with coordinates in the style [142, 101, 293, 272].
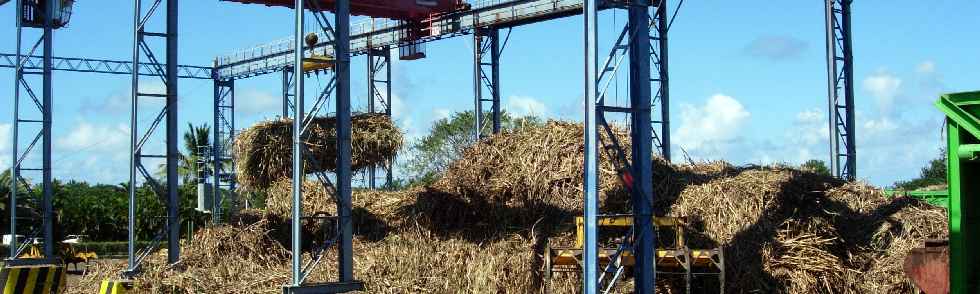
[21, 236, 98, 272]
[302, 55, 335, 73]
[544, 215, 725, 293]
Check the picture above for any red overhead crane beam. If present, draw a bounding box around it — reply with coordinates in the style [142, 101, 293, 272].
[221, 0, 469, 20]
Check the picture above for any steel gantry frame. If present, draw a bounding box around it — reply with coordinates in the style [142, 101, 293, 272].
[473, 27, 503, 139]
[366, 44, 393, 188]
[126, 0, 180, 275]
[825, 0, 856, 181]
[8, 0, 57, 262]
[583, 0, 665, 293]
[212, 78, 236, 224]
[283, 0, 363, 292]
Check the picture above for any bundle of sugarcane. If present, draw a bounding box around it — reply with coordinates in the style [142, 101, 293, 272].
[234, 113, 403, 191]
[434, 121, 633, 213]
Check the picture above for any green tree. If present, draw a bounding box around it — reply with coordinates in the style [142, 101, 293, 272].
[894, 150, 947, 190]
[404, 111, 542, 185]
[156, 123, 211, 184]
[800, 159, 831, 176]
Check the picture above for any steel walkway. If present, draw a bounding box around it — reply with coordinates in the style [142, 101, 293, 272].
[214, 0, 622, 79]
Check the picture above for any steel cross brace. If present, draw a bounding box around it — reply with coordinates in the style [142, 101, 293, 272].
[366, 45, 393, 189]
[126, 0, 180, 276]
[8, 0, 56, 261]
[825, 0, 856, 181]
[473, 27, 502, 140]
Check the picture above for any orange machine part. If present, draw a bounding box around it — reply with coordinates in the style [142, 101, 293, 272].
[903, 242, 950, 294]
[221, 0, 467, 20]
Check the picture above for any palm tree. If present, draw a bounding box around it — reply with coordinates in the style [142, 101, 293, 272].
[155, 123, 211, 184]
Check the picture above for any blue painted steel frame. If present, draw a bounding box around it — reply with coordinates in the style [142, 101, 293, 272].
[825, 0, 855, 181]
[8, 0, 56, 261]
[0, 53, 212, 79]
[127, 0, 180, 275]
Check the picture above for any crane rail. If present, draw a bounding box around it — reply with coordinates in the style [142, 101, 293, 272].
[215, 0, 625, 80]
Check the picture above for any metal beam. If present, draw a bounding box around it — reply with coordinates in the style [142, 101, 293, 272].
[653, 2, 670, 161]
[41, 0, 54, 259]
[212, 78, 235, 224]
[366, 45, 392, 189]
[8, 0, 56, 261]
[583, 0, 599, 292]
[165, 0, 180, 266]
[290, 0, 305, 286]
[335, 0, 355, 282]
[283, 68, 294, 118]
[216, 0, 622, 80]
[0, 53, 212, 79]
[127, 0, 181, 274]
[825, 0, 856, 181]
[629, 0, 655, 291]
[474, 28, 501, 140]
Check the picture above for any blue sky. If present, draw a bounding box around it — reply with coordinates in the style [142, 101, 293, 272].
[0, 1, 978, 187]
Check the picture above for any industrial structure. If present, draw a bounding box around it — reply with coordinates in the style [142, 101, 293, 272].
[15, 0, 967, 293]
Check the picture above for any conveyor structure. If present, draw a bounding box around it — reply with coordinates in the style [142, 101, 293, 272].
[214, 0, 631, 80]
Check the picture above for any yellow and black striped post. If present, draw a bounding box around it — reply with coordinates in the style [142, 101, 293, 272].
[98, 279, 133, 294]
[0, 264, 67, 294]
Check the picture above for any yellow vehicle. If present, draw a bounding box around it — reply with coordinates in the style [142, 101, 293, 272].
[544, 215, 725, 293]
[21, 235, 98, 273]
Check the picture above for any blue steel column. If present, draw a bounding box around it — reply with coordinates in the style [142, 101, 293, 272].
[283, 69, 294, 118]
[655, 2, 670, 162]
[41, 0, 55, 259]
[213, 79, 220, 223]
[825, 0, 856, 181]
[291, 0, 305, 286]
[583, 0, 599, 291]
[489, 29, 501, 134]
[366, 50, 376, 189]
[8, 0, 22, 259]
[841, 0, 855, 180]
[336, 0, 355, 281]
[212, 79, 234, 224]
[473, 32, 483, 140]
[165, 0, 180, 264]
[630, 0, 655, 291]
[128, 0, 140, 271]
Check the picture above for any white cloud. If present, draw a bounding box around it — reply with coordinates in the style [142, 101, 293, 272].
[507, 95, 548, 117]
[862, 71, 902, 112]
[675, 94, 750, 155]
[792, 108, 828, 147]
[237, 89, 281, 116]
[57, 122, 129, 155]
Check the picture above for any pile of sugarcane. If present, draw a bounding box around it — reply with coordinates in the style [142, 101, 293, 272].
[71, 121, 946, 294]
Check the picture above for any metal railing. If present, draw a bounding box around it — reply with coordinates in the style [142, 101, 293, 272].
[214, 0, 594, 80]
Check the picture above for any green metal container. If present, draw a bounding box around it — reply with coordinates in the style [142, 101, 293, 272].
[935, 91, 980, 293]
